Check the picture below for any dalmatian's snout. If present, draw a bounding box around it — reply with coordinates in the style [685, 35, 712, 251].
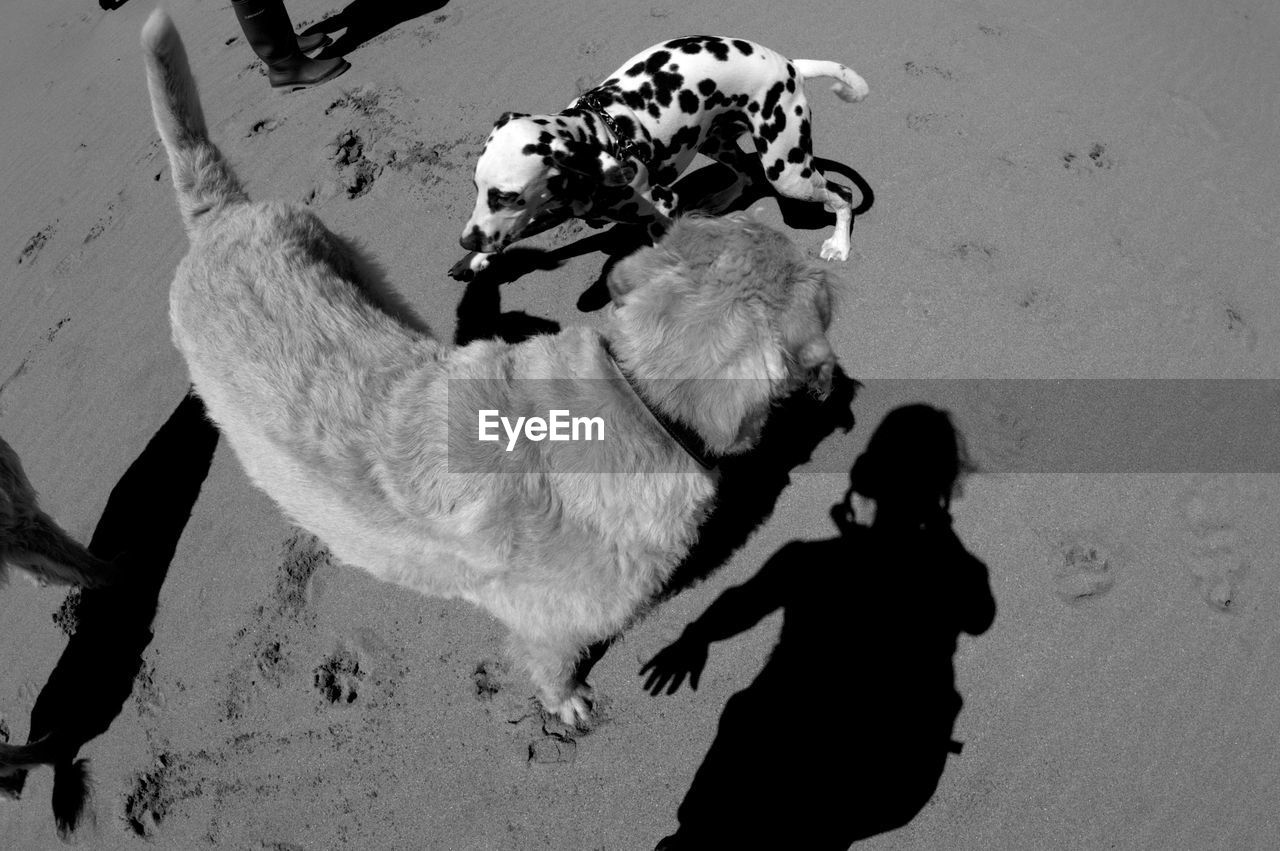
[459, 225, 487, 252]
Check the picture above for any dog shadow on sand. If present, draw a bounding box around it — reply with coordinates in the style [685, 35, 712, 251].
[299, 0, 451, 59]
[0, 392, 218, 838]
[460, 158, 875, 313]
[643, 405, 997, 850]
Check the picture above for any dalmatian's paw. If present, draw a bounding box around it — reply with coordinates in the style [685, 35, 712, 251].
[820, 236, 851, 262]
[448, 251, 491, 281]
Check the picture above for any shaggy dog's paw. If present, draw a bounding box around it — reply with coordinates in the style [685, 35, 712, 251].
[546, 684, 594, 728]
[820, 236, 850, 262]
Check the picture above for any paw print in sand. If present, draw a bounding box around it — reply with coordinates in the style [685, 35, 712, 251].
[1051, 535, 1116, 603]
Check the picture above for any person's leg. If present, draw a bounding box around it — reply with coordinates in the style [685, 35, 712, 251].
[232, 0, 349, 90]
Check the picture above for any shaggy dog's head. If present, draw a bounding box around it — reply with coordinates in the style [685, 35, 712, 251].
[607, 212, 840, 456]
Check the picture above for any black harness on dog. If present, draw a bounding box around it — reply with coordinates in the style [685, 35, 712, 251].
[602, 340, 716, 471]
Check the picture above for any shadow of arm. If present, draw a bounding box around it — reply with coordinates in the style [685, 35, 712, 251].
[641, 542, 798, 694]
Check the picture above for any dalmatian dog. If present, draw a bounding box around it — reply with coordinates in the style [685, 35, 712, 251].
[452, 35, 868, 280]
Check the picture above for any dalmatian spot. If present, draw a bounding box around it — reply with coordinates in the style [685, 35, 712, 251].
[666, 125, 702, 157]
[697, 78, 716, 96]
[787, 147, 806, 164]
[493, 111, 527, 130]
[670, 35, 732, 61]
[760, 109, 788, 144]
[732, 39, 754, 56]
[786, 77, 795, 93]
[678, 89, 700, 114]
[795, 104, 804, 116]
[798, 120, 813, 153]
[650, 68, 686, 107]
[761, 81, 785, 118]
[487, 187, 523, 213]
[612, 114, 637, 140]
[766, 158, 785, 181]
[650, 185, 677, 208]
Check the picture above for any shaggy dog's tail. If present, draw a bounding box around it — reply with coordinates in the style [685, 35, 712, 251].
[141, 8, 247, 231]
[791, 59, 870, 103]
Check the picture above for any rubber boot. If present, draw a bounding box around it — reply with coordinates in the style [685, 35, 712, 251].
[297, 32, 332, 54]
[232, 0, 349, 90]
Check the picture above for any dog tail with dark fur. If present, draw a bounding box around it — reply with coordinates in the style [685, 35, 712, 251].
[791, 59, 869, 103]
[141, 8, 247, 231]
[0, 736, 93, 838]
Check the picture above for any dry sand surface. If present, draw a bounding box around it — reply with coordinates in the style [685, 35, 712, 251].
[3, 0, 1279, 847]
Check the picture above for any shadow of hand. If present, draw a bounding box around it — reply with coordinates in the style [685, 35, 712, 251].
[640, 635, 709, 695]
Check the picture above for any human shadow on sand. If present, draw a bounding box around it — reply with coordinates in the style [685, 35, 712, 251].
[299, 0, 450, 58]
[451, 158, 874, 312]
[0, 391, 218, 838]
[566, 369, 860, 695]
[643, 404, 996, 849]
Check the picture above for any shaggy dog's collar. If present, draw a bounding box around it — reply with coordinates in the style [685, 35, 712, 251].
[601, 340, 717, 471]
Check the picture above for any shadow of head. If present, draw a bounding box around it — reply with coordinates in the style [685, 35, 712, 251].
[453, 276, 561, 346]
[833, 403, 974, 533]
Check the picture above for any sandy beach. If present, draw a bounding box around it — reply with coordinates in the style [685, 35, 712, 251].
[2, 0, 1278, 847]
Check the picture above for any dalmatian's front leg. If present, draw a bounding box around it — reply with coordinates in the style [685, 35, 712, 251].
[448, 250, 492, 280]
[596, 183, 674, 242]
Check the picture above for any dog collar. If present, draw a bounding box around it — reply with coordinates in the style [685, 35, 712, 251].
[601, 340, 717, 471]
[573, 92, 643, 167]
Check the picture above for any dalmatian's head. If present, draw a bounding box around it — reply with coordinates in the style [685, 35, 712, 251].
[460, 112, 635, 254]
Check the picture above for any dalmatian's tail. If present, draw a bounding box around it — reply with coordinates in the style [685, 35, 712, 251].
[141, 8, 248, 233]
[792, 59, 870, 103]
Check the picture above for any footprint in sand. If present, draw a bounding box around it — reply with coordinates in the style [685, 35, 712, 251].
[327, 129, 383, 200]
[314, 647, 365, 705]
[472, 658, 509, 701]
[1063, 142, 1115, 174]
[1222, 303, 1258, 352]
[1175, 481, 1253, 613]
[16, 222, 56, 266]
[246, 117, 283, 137]
[1050, 534, 1116, 603]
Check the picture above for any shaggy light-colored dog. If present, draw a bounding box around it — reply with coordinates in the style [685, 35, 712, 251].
[142, 9, 839, 724]
[0, 435, 112, 589]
